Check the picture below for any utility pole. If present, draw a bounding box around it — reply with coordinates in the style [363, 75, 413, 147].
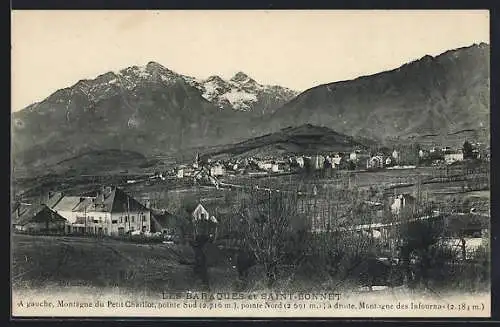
[127, 195, 131, 233]
[84, 205, 87, 236]
[141, 209, 144, 233]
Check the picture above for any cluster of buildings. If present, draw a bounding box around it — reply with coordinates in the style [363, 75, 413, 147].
[12, 141, 488, 240]
[172, 152, 357, 182]
[12, 186, 218, 238]
[421, 143, 486, 165]
[12, 184, 488, 258]
[171, 140, 488, 182]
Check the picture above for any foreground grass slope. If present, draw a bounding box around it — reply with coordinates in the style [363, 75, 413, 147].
[12, 234, 236, 293]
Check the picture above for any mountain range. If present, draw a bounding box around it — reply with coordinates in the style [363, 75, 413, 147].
[260, 42, 490, 144]
[12, 64, 296, 170]
[12, 43, 490, 176]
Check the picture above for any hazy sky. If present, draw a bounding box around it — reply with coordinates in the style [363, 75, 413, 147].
[11, 10, 489, 111]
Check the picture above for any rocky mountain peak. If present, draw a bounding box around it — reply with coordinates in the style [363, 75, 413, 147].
[230, 71, 255, 84]
[205, 75, 226, 84]
[145, 61, 176, 75]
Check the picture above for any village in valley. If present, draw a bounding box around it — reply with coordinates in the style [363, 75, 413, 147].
[13, 140, 489, 235]
[11, 135, 490, 293]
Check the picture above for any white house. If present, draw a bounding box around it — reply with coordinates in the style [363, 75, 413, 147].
[186, 203, 218, 238]
[190, 203, 210, 222]
[311, 155, 325, 170]
[331, 155, 342, 166]
[176, 168, 184, 179]
[390, 194, 416, 216]
[367, 156, 384, 169]
[49, 187, 152, 236]
[257, 161, 274, 171]
[444, 152, 464, 165]
[210, 164, 225, 176]
[296, 157, 305, 168]
[324, 156, 335, 169]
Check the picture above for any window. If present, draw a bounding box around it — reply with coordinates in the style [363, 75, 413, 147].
[112, 220, 118, 224]
[142, 215, 146, 222]
[131, 216, 135, 223]
[125, 216, 128, 223]
[119, 216, 123, 223]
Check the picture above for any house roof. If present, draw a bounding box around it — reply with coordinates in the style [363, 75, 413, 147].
[13, 204, 66, 226]
[12, 204, 39, 225]
[193, 203, 208, 214]
[46, 192, 65, 208]
[52, 196, 82, 212]
[51, 187, 148, 214]
[111, 187, 148, 212]
[72, 197, 96, 212]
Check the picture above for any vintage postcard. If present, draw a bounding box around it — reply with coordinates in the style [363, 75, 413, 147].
[11, 10, 491, 318]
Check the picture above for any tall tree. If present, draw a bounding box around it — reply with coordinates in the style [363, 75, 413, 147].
[462, 140, 474, 159]
[238, 187, 311, 288]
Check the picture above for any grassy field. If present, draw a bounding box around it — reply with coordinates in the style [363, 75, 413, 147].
[12, 232, 490, 296]
[11, 234, 365, 294]
[11, 234, 238, 294]
[9, 233, 391, 294]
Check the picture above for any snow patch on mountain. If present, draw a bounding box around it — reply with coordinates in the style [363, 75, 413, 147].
[137, 66, 150, 79]
[202, 81, 220, 101]
[222, 89, 258, 111]
[192, 72, 298, 112]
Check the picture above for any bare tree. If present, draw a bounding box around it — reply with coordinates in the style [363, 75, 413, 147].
[394, 201, 452, 289]
[237, 186, 311, 288]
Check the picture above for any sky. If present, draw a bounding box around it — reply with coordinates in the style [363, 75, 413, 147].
[11, 10, 489, 111]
